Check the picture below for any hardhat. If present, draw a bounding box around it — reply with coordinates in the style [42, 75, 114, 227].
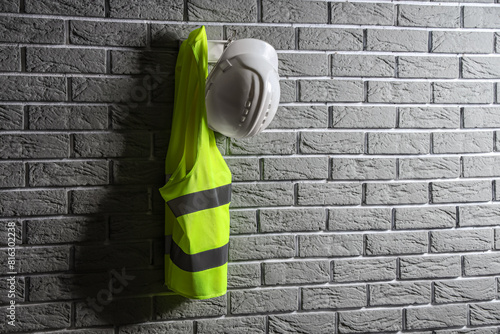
[205, 38, 280, 139]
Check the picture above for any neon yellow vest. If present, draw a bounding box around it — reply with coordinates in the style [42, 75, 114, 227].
[159, 26, 232, 300]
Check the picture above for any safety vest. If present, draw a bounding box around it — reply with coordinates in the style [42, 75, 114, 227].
[159, 26, 232, 300]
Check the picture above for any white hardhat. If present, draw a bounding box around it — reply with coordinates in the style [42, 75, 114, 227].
[205, 38, 280, 139]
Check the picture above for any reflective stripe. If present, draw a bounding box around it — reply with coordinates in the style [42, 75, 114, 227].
[165, 235, 172, 255]
[168, 239, 228, 272]
[167, 184, 231, 218]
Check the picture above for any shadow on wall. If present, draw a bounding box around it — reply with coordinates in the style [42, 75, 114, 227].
[64, 32, 181, 327]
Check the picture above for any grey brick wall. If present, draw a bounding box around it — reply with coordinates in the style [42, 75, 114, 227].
[1, 0, 500, 333]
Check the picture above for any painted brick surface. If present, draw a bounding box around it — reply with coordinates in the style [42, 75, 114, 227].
[2, 0, 500, 333]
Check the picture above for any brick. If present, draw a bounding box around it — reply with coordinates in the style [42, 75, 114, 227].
[198, 317, 266, 334]
[0, 46, 20, 71]
[433, 131, 493, 154]
[229, 132, 296, 155]
[119, 321, 193, 334]
[400, 255, 461, 279]
[262, 0, 326, 23]
[0, 105, 23, 130]
[109, 0, 183, 20]
[464, 253, 500, 276]
[332, 2, 393, 25]
[470, 303, 500, 326]
[269, 313, 335, 334]
[395, 207, 456, 230]
[367, 29, 428, 52]
[26, 217, 105, 244]
[279, 80, 296, 102]
[300, 79, 364, 102]
[269, 106, 328, 129]
[0, 303, 70, 332]
[399, 157, 460, 179]
[230, 288, 298, 314]
[368, 81, 430, 103]
[464, 156, 500, 177]
[339, 309, 402, 333]
[333, 258, 396, 282]
[398, 56, 458, 78]
[72, 77, 154, 103]
[0, 275, 24, 304]
[0, 0, 18, 12]
[26, 0, 105, 16]
[431, 31, 494, 53]
[463, 56, 500, 79]
[301, 285, 366, 310]
[264, 261, 330, 285]
[28, 272, 108, 301]
[0, 75, 66, 101]
[28, 161, 108, 187]
[26, 48, 106, 73]
[151, 24, 223, 48]
[0, 162, 24, 188]
[431, 229, 492, 253]
[70, 21, 147, 47]
[369, 281, 431, 306]
[76, 297, 152, 326]
[366, 182, 428, 205]
[73, 133, 150, 158]
[224, 157, 259, 181]
[435, 329, 496, 334]
[227, 263, 260, 288]
[0, 245, 70, 274]
[299, 234, 362, 258]
[398, 5, 460, 28]
[226, 26, 295, 50]
[297, 183, 362, 206]
[260, 208, 326, 232]
[110, 50, 176, 75]
[0, 17, 64, 44]
[399, 107, 460, 128]
[459, 205, 500, 227]
[29, 105, 108, 130]
[332, 106, 396, 128]
[109, 215, 162, 240]
[74, 242, 150, 271]
[366, 231, 428, 255]
[70, 187, 149, 214]
[464, 7, 500, 28]
[405, 304, 467, 330]
[329, 208, 392, 231]
[300, 131, 364, 154]
[431, 180, 491, 203]
[279, 53, 328, 77]
[263, 156, 328, 180]
[0, 190, 67, 217]
[332, 54, 395, 77]
[229, 235, 295, 261]
[112, 104, 172, 131]
[331, 158, 396, 180]
[464, 107, 500, 128]
[231, 183, 294, 208]
[229, 210, 257, 234]
[298, 27, 363, 51]
[188, 0, 257, 22]
[434, 278, 496, 303]
[113, 160, 164, 185]
[433, 82, 493, 104]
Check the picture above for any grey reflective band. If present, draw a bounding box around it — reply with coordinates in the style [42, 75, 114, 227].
[167, 183, 231, 217]
[167, 239, 229, 272]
